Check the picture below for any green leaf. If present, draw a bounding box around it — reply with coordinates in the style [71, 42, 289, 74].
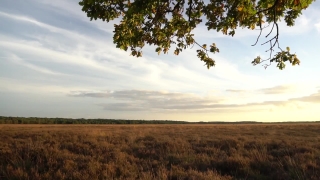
[79, 0, 314, 70]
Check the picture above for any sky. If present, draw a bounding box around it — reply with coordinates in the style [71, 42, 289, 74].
[1, 0, 320, 122]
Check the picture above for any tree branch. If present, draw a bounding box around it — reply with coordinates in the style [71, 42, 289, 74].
[252, 0, 282, 68]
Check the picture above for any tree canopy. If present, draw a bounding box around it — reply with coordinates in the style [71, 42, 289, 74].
[79, 0, 314, 69]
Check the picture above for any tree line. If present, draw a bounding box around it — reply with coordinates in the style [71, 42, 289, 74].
[1, 116, 318, 124]
[0, 116, 189, 124]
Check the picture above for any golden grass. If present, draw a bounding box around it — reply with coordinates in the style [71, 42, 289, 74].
[1, 124, 320, 180]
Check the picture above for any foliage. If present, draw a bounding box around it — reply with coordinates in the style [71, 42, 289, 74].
[0, 116, 186, 124]
[1, 124, 320, 179]
[79, 0, 314, 69]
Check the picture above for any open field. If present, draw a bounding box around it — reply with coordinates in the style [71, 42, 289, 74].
[1, 124, 320, 180]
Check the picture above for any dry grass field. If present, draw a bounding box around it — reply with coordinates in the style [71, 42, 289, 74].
[0, 124, 320, 180]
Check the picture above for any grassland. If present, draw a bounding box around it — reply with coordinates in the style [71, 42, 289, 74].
[0, 124, 320, 180]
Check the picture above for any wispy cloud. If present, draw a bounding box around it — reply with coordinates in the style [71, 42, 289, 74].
[226, 89, 247, 93]
[0, 11, 64, 33]
[258, 85, 295, 94]
[70, 90, 235, 111]
[68, 85, 320, 112]
[8, 54, 65, 76]
[68, 89, 294, 112]
[226, 85, 299, 95]
[291, 90, 320, 103]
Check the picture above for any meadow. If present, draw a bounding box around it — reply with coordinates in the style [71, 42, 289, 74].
[0, 124, 320, 180]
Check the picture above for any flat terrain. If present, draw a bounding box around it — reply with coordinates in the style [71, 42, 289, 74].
[1, 124, 320, 179]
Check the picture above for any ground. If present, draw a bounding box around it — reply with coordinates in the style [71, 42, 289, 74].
[0, 124, 320, 179]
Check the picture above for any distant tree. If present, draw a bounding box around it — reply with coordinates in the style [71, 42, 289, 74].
[79, 0, 314, 69]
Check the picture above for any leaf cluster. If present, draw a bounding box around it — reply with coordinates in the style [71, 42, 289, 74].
[252, 47, 300, 70]
[79, 0, 314, 69]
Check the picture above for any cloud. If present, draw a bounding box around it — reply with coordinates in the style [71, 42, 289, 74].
[0, 9, 262, 93]
[315, 22, 320, 32]
[0, 11, 108, 46]
[70, 90, 225, 111]
[70, 90, 221, 102]
[8, 54, 65, 76]
[0, 9, 270, 83]
[278, 14, 311, 35]
[0, 40, 122, 75]
[290, 90, 320, 103]
[227, 85, 296, 94]
[69, 89, 293, 112]
[226, 89, 247, 93]
[258, 85, 295, 94]
[0, 77, 90, 94]
[0, 11, 63, 33]
[34, 0, 86, 17]
[69, 86, 320, 112]
[226, 85, 295, 95]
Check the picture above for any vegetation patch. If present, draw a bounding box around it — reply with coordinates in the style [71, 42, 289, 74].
[0, 124, 320, 179]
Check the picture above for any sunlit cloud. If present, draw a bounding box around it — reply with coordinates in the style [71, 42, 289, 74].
[258, 85, 295, 94]
[291, 90, 320, 103]
[68, 89, 314, 112]
[226, 89, 247, 93]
